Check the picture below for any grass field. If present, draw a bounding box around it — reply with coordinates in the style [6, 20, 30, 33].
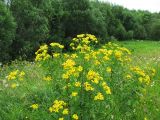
[0, 39, 160, 120]
[121, 40, 160, 66]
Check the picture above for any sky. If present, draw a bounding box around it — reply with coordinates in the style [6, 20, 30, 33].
[100, 0, 160, 13]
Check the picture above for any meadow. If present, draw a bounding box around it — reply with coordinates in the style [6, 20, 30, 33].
[0, 35, 160, 120]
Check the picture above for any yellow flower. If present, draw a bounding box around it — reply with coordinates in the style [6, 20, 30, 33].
[126, 74, 132, 79]
[102, 82, 111, 94]
[35, 44, 50, 61]
[62, 108, 69, 115]
[87, 70, 102, 84]
[62, 59, 76, 69]
[119, 47, 131, 55]
[19, 71, 25, 77]
[62, 73, 69, 79]
[43, 76, 52, 81]
[114, 50, 122, 59]
[106, 67, 112, 73]
[49, 100, 67, 113]
[53, 53, 60, 58]
[70, 43, 75, 47]
[72, 114, 78, 120]
[77, 34, 85, 38]
[71, 54, 78, 59]
[84, 54, 90, 61]
[144, 117, 148, 120]
[30, 104, 39, 109]
[64, 53, 69, 58]
[59, 118, 64, 120]
[35, 44, 51, 61]
[49, 107, 53, 112]
[39, 44, 48, 51]
[77, 66, 83, 72]
[7, 70, 19, 80]
[50, 42, 64, 49]
[71, 92, 78, 97]
[94, 92, 104, 101]
[94, 60, 100, 65]
[11, 83, 18, 88]
[82, 37, 90, 44]
[84, 82, 94, 91]
[151, 68, 156, 76]
[75, 82, 81, 87]
[144, 75, 150, 85]
[103, 56, 110, 61]
[138, 77, 143, 83]
[19, 71, 25, 80]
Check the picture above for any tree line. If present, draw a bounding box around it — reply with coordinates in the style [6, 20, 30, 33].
[0, 0, 160, 63]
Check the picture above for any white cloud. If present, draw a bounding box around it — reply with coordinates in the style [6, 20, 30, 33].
[100, 0, 160, 13]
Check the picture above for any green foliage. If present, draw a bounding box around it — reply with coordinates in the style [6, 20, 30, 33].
[114, 22, 127, 40]
[0, 1, 16, 63]
[134, 25, 147, 39]
[151, 20, 160, 40]
[62, 0, 93, 37]
[10, 0, 50, 59]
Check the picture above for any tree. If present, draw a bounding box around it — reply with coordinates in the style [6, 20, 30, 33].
[10, 0, 51, 59]
[151, 20, 160, 40]
[0, 1, 16, 63]
[114, 22, 127, 40]
[47, 0, 66, 44]
[133, 24, 147, 39]
[62, 0, 94, 37]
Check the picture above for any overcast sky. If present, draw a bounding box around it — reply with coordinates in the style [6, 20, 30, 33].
[100, 0, 160, 13]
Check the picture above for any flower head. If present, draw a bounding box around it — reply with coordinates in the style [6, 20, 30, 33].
[30, 104, 39, 110]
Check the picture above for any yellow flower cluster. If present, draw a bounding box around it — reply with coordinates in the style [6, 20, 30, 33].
[49, 100, 67, 113]
[114, 50, 122, 59]
[94, 92, 104, 101]
[59, 118, 64, 120]
[30, 104, 39, 110]
[102, 82, 111, 94]
[84, 82, 94, 91]
[74, 82, 81, 87]
[131, 66, 151, 85]
[70, 34, 98, 52]
[6, 70, 25, 89]
[43, 76, 52, 81]
[101, 42, 132, 63]
[106, 67, 112, 73]
[35, 42, 64, 61]
[149, 68, 156, 76]
[126, 74, 132, 79]
[118, 47, 131, 55]
[62, 108, 69, 115]
[53, 53, 60, 58]
[87, 70, 103, 84]
[62, 59, 76, 69]
[72, 114, 79, 120]
[35, 44, 50, 61]
[7, 70, 25, 81]
[71, 92, 78, 97]
[62, 59, 83, 79]
[50, 42, 64, 49]
[7, 70, 19, 80]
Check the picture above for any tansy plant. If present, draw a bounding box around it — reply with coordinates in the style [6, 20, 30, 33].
[32, 34, 156, 119]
